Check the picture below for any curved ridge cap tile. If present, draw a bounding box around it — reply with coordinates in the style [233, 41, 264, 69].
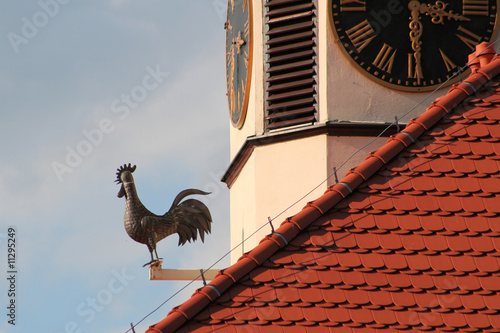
[465, 71, 492, 91]
[264, 233, 288, 248]
[476, 41, 496, 67]
[414, 106, 448, 130]
[328, 173, 360, 198]
[312, 188, 344, 213]
[147, 310, 186, 333]
[403, 119, 427, 139]
[247, 237, 281, 265]
[289, 205, 323, 230]
[433, 88, 469, 114]
[451, 82, 476, 96]
[277, 217, 302, 240]
[340, 172, 364, 192]
[177, 291, 212, 319]
[306, 201, 327, 215]
[145, 328, 163, 333]
[392, 132, 414, 147]
[350, 156, 385, 181]
[478, 57, 500, 80]
[329, 183, 351, 199]
[206, 274, 235, 295]
[223, 255, 258, 282]
[469, 52, 481, 72]
[373, 138, 405, 164]
[367, 151, 386, 164]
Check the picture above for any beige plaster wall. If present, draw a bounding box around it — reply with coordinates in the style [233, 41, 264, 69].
[326, 135, 389, 186]
[230, 134, 329, 263]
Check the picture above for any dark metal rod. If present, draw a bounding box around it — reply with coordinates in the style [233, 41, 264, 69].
[200, 269, 207, 286]
[268, 216, 274, 233]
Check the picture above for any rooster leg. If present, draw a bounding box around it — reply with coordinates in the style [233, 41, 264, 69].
[148, 231, 162, 262]
[142, 244, 156, 267]
[153, 248, 162, 261]
[147, 244, 155, 262]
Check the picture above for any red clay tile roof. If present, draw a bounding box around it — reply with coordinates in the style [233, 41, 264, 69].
[147, 43, 500, 332]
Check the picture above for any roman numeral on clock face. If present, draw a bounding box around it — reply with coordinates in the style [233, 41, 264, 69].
[345, 19, 376, 52]
[456, 26, 482, 50]
[340, 0, 366, 12]
[372, 44, 396, 73]
[408, 53, 423, 82]
[439, 49, 457, 72]
[463, 0, 489, 16]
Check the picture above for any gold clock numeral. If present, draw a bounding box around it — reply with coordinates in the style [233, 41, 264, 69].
[408, 53, 423, 81]
[372, 43, 396, 73]
[229, 85, 236, 113]
[340, 0, 366, 12]
[226, 20, 233, 34]
[244, 21, 249, 38]
[346, 19, 376, 52]
[439, 49, 457, 71]
[229, 0, 235, 14]
[463, 0, 489, 16]
[237, 88, 241, 114]
[456, 25, 482, 50]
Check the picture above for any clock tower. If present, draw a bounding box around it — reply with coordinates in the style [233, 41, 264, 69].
[223, 0, 499, 263]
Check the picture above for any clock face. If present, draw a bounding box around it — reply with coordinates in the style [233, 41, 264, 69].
[226, 0, 252, 128]
[330, 0, 498, 91]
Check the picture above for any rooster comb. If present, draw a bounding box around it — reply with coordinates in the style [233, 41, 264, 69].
[115, 163, 136, 184]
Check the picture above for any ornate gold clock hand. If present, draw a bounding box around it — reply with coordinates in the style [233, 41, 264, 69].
[233, 31, 246, 53]
[227, 47, 236, 114]
[420, 1, 471, 25]
[409, 0, 424, 84]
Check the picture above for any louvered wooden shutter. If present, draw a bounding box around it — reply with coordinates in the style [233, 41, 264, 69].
[265, 0, 318, 131]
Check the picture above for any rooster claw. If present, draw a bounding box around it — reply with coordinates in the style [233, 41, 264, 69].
[143, 259, 163, 267]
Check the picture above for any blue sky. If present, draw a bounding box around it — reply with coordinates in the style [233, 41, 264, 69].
[0, 1, 231, 332]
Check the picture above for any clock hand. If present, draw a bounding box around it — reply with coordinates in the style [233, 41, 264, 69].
[408, 0, 424, 84]
[227, 47, 236, 114]
[232, 31, 246, 53]
[419, 1, 470, 25]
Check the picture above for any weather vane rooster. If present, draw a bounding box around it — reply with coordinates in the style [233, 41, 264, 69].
[115, 164, 212, 266]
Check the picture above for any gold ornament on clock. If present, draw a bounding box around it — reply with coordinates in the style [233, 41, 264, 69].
[330, 0, 498, 91]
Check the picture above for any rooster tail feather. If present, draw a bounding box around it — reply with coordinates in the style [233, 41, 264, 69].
[196, 214, 210, 235]
[172, 199, 212, 244]
[167, 189, 211, 213]
[177, 225, 189, 246]
[180, 199, 212, 232]
[167, 190, 213, 245]
[177, 223, 197, 246]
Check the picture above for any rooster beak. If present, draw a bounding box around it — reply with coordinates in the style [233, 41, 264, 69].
[117, 184, 126, 198]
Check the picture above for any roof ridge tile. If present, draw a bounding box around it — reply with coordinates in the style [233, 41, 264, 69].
[433, 88, 470, 114]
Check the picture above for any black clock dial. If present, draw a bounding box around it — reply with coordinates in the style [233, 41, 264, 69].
[226, 0, 252, 128]
[330, 0, 498, 91]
